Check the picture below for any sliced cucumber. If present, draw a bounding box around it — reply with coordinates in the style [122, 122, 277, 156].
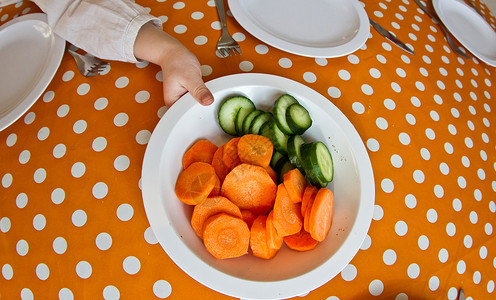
[300, 142, 334, 187]
[248, 112, 272, 135]
[218, 96, 255, 136]
[260, 119, 289, 154]
[287, 135, 306, 174]
[242, 109, 263, 135]
[270, 150, 286, 169]
[274, 157, 295, 183]
[286, 103, 312, 135]
[273, 94, 298, 135]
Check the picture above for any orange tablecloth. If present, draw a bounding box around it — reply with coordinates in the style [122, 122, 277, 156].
[1, 0, 495, 299]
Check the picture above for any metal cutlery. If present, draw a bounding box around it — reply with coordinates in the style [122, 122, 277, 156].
[413, 0, 470, 59]
[214, 0, 241, 57]
[369, 18, 415, 54]
[465, 0, 483, 16]
[67, 48, 109, 77]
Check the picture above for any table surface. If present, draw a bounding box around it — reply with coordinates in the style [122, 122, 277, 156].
[1, 0, 495, 299]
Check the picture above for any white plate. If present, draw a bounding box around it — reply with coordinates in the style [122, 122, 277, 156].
[0, 13, 65, 131]
[227, 0, 370, 58]
[141, 73, 375, 300]
[433, 0, 496, 66]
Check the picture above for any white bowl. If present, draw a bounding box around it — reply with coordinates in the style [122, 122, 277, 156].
[141, 73, 375, 300]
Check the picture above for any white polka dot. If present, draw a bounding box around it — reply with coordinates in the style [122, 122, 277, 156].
[96, 233, 112, 251]
[191, 11, 204, 20]
[117, 203, 134, 221]
[0, 217, 11, 233]
[16, 193, 28, 208]
[239, 61, 254, 72]
[376, 117, 388, 130]
[434, 185, 444, 198]
[457, 260, 466, 274]
[77, 83, 90, 95]
[53, 237, 67, 254]
[71, 162, 86, 178]
[51, 188, 65, 204]
[72, 210, 87, 227]
[153, 280, 172, 299]
[16, 239, 29, 256]
[73, 120, 87, 134]
[480, 246, 488, 259]
[2, 264, 13, 280]
[33, 214, 46, 231]
[136, 130, 151, 145]
[103, 285, 120, 300]
[373, 205, 384, 220]
[328, 86, 341, 98]
[37, 127, 50, 141]
[348, 54, 359, 64]
[390, 154, 403, 168]
[36, 263, 49, 280]
[114, 155, 130, 171]
[488, 280, 495, 293]
[381, 179, 394, 193]
[406, 113, 416, 125]
[458, 176, 467, 189]
[395, 221, 408, 236]
[24, 112, 35, 124]
[427, 208, 438, 223]
[383, 249, 397, 265]
[439, 248, 449, 263]
[92, 182, 108, 199]
[315, 57, 328, 66]
[361, 84, 373, 95]
[366, 138, 380, 152]
[62, 70, 74, 81]
[360, 234, 371, 250]
[173, 1, 185, 9]
[92, 137, 107, 152]
[6, 133, 17, 147]
[2, 173, 13, 188]
[279, 58, 292, 68]
[114, 113, 129, 127]
[446, 222, 456, 236]
[418, 235, 429, 250]
[194, 35, 208, 45]
[338, 70, 351, 80]
[123, 256, 141, 275]
[352, 102, 365, 114]
[369, 279, 384, 296]
[174, 24, 187, 33]
[201, 65, 212, 76]
[94, 97, 108, 110]
[420, 148, 430, 160]
[429, 276, 440, 291]
[413, 170, 425, 183]
[144, 227, 158, 244]
[369, 68, 381, 78]
[43, 91, 55, 103]
[486, 223, 493, 235]
[399, 132, 411, 145]
[340, 264, 357, 281]
[135, 90, 150, 103]
[59, 288, 74, 300]
[303, 72, 317, 83]
[407, 263, 420, 279]
[470, 211, 478, 224]
[34, 168, 47, 183]
[76, 261, 92, 279]
[18, 150, 30, 164]
[53, 144, 67, 158]
[405, 194, 417, 209]
[255, 44, 269, 54]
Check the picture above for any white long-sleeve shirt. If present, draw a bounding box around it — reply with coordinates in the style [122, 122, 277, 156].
[32, 0, 162, 63]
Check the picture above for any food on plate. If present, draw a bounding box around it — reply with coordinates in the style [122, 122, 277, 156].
[237, 134, 273, 168]
[202, 213, 250, 259]
[283, 228, 319, 251]
[272, 183, 303, 237]
[191, 196, 243, 238]
[182, 139, 218, 169]
[175, 162, 218, 205]
[250, 215, 279, 259]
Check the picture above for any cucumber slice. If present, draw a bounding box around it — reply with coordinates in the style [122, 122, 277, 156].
[300, 142, 334, 187]
[218, 96, 255, 136]
[287, 135, 306, 174]
[274, 157, 295, 183]
[273, 94, 298, 135]
[286, 103, 312, 135]
[248, 112, 272, 135]
[270, 150, 286, 169]
[260, 119, 289, 154]
[242, 109, 263, 135]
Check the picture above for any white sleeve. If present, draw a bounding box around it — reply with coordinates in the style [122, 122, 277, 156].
[33, 0, 162, 63]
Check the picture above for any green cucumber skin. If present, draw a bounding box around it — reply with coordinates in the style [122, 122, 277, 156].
[249, 112, 273, 135]
[218, 96, 255, 136]
[286, 103, 312, 135]
[300, 142, 332, 187]
[273, 94, 298, 135]
[242, 110, 263, 135]
[260, 119, 289, 154]
[287, 135, 306, 175]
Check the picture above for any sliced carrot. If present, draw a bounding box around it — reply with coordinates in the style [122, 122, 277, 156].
[203, 213, 250, 259]
[283, 228, 319, 251]
[222, 137, 242, 171]
[266, 210, 283, 250]
[301, 185, 318, 217]
[303, 188, 316, 232]
[308, 188, 334, 242]
[237, 134, 273, 168]
[250, 215, 279, 259]
[221, 163, 277, 215]
[175, 162, 218, 205]
[240, 209, 257, 229]
[264, 165, 277, 184]
[283, 168, 307, 203]
[191, 196, 242, 238]
[182, 139, 218, 169]
[272, 184, 303, 237]
[211, 144, 230, 182]
[209, 176, 221, 197]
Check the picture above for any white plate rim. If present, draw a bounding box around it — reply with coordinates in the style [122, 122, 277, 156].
[0, 13, 65, 131]
[141, 73, 375, 299]
[226, 0, 370, 58]
[433, 0, 496, 66]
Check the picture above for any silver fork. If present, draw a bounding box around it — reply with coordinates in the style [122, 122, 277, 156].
[414, 0, 470, 59]
[67, 48, 109, 77]
[214, 0, 241, 57]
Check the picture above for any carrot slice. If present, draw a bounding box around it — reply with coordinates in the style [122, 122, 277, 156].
[222, 137, 242, 171]
[211, 144, 230, 182]
[175, 162, 218, 205]
[301, 185, 318, 217]
[266, 210, 283, 250]
[182, 139, 218, 169]
[209, 176, 221, 197]
[237, 134, 273, 168]
[221, 163, 277, 215]
[191, 196, 242, 238]
[283, 168, 307, 203]
[203, 213, 250, 259]
[240, 209, 257, 229]
[308, 188, 334, 241]
[250, 215, 279, 259]
[303, 188, 316, 232]
[283, 228, 319, 251]
[272, 184, 303, 237]
[264, 165, 277, 184]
